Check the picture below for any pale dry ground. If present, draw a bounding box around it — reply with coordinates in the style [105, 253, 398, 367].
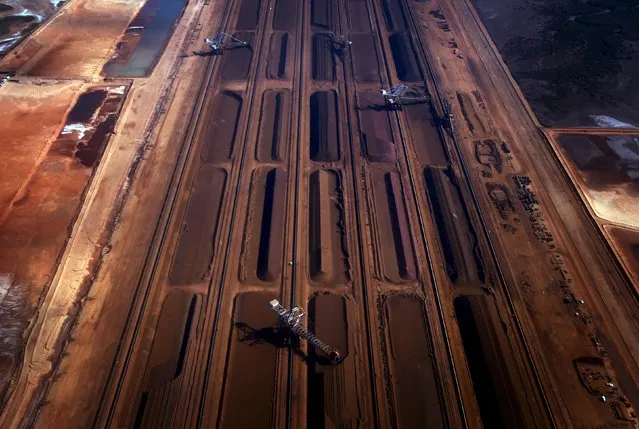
[0, 79, 83, 217]
[0, 0, 210, 426]
[587, 187, 639, 229]
[542, 129, 639, 285]
[0, 0, 143, 79]
[605, 225, 639, 289]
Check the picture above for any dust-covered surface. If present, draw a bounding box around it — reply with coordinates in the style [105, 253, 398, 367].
[0, 81, 126, 403]
[471, 0, 639, 127]
[606, 225, 639, 286]
[0, 0, 143, 78]
[558, 133, 639, 228]
[10, 0, 639, 425]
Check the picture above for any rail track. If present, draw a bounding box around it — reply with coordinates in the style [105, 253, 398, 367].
[328, 2, 382, 428]
[282, 0, 307, 425]
[193, 0, 282, 425]
[359, 0, 471, 426]
[399, 0, 562, 425]
[94, 0, 274, 424]
[89, 0, 620, 426]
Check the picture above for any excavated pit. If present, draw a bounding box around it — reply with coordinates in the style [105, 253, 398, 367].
[256, 90, 290, 161]
[200, 91, 243, 164]
[267, 32, 291, 79]
[382, 294, 445, 428]
[404, 102, 449, 166]
[424, 167, 485, 284]
[51, 87, 125, 167]
[371, 170, 417, 282]
[351, 34, 380, 83]
[389, 32, 422, 82]
[308, 170, 349, 285]
[67, 90, 108, 123]
[307, 295, 362, 427]
[169, 166, 227, 285]
[241, 168, 287, 284]
[310, 91, 341, 162]
[222, 32, 255, 80]
[312, 33, 335, 81]
[219, 292, 278, 427]
[357, 92, 396, 163]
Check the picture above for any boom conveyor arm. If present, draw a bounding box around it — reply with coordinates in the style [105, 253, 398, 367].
[269, 299, 341, 363]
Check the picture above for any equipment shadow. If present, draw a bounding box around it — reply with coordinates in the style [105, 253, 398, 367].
[354, 103, 399, 112]
[235, 322, 338, 366]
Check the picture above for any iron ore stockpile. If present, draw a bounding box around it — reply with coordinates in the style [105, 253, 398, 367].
[1, 0, 639, 426]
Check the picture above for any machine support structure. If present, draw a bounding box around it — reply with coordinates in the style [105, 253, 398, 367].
[269, 300, 341, 363]
[205, 32, 249, 54]
[381, 84, 429, 106]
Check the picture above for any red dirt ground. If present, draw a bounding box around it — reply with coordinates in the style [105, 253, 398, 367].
[606, 225, 639, 287]
[383, 294, 445, 427]
[169, 166, 227, 285]
[351, 34, 380, 83]
[14, 0, 639, 425]
[404, 102, 449, 166]
[219, 292, 278, 427]
[0, 82, 126, 397]
[222, 33, 255, 80]
[200, 91, 243, 163]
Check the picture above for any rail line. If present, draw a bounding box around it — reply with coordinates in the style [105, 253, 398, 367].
[333, 2, 382, 427]
[95, 0, 274, 424]
[195, 0, 280, 426]
[362, 0, 469, 426]
[285, 0, 308, 426]
[401, 0, 559, 425]
[94, 0, 241, 424]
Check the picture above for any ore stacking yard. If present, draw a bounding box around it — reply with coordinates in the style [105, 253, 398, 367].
[1, 0, 639, 426]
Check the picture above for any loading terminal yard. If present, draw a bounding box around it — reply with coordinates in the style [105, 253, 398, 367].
[0, 0, 638, 426]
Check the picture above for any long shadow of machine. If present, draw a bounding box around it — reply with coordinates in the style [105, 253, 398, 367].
[235, 298, 345, 367]
[235, 322, 342, 366]
[235, 322, 313, 364]
[354, 85, 430, 112]
[355, 103, 400, 112]
[327, 34, 352, 62]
